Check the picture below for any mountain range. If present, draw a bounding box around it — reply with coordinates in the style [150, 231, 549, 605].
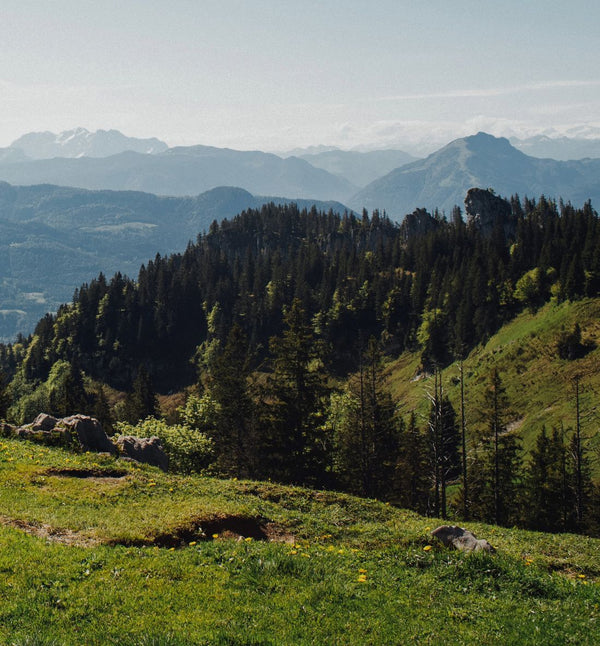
[0, 183, 345, 342]
[0, 136, 356, 202]
[3, 127, 600, 342]
[510, 134, 600, 161]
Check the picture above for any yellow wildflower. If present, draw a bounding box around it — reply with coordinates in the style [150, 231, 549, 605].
[423, 545, 433, 552]
[189, 541, 197, 546]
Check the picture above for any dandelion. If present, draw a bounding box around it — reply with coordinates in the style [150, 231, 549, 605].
[357, 574, 367, 583]
[244, 536, 253, 542]
[423, 545, 433, 552]
[290, 550, 297, 555]
[578, 574, 586, 579]
[358, 568, 367, 574]
[169, 547, 175, 552]
[212, 534, 219, 539]
[169, 488, 174, 493]
[189, 541, 197, 546]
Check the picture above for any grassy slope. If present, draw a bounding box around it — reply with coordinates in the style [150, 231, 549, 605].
[387, 297, 600, 458]
[0, 439, 599, 645]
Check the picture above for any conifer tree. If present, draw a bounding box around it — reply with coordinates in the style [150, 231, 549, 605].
[0, 369, 11, 420]
[263, 299, 330, 486]
[395, 412, 429, 513]
[206, 323, 256, 478]
[426, 370, 460, 518]
[469, 368, 522, 526]
[123, 366, 159, 423]
[332, 338, 401, 499]
[523, 427, 567, 531]
[49, 360, 89, 418]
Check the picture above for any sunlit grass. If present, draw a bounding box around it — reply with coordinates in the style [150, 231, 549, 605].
[387, 298, 600, 466]
[0, 438, 599, 644]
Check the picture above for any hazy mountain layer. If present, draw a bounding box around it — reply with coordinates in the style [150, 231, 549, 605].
[0, 145, 356, 202]
[511, 134, 600, 160]
[297, 149, 418, 188]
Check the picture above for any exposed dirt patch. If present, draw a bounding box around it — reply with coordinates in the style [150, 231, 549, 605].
[0, 515, 98, 547]
[0, 511, 294, 549]
[44, 467, 129, 480]
[113, 514, 295, 548]
[546, 560, 599, 582]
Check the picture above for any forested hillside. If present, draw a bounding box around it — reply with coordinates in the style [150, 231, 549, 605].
[2, 190, 600, 534]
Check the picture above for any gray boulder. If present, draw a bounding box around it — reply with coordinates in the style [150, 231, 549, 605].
[115, 435, 169, 471]
[61, 414, 117, 454]
[30, 413, 60, 432]
[431, 525, 496, 553]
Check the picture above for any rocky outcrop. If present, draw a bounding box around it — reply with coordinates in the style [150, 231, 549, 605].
[400, 208, 439, 240]
[431, 525, 496, 553]
[60, 414, 117, 454]
[9, 414, 169, 470]
[464, 188, 516, 239]
[115, 436, 169, 471]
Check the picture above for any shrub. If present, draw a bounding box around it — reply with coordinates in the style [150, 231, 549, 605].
[115, 417, 214, 474]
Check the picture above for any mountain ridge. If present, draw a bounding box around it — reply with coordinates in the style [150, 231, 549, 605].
[0, 145, 356, 202]
[7, 127, 168, 159]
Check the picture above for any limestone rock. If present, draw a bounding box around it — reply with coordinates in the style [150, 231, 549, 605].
[115, 436, 169, 471]
[464, 188, 515, 239]
[431, 525, 496, 553]
[61, 414, 117, 454]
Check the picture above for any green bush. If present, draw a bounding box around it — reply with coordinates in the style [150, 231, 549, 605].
[115, 417, 214, 474]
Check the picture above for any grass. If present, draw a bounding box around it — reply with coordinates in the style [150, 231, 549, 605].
[387, 297, 600, 460]
[1, 437, 600, 644]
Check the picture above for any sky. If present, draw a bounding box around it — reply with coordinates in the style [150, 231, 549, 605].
[1, 0, 599, 153]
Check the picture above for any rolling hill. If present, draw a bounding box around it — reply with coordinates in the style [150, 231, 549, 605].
[0, 182, 347, 342]
[387, 297, 600, 466]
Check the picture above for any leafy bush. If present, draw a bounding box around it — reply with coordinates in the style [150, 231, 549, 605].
[115, 417, 214, 474]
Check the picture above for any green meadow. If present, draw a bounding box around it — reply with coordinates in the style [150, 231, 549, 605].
[0, 437, 599, 645]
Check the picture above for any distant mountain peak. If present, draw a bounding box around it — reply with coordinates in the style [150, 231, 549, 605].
[9, 128, 168, 159]
[351, 131, 600, 219]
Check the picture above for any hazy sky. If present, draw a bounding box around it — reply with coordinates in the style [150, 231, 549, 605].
[1, 0, 599, 152]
